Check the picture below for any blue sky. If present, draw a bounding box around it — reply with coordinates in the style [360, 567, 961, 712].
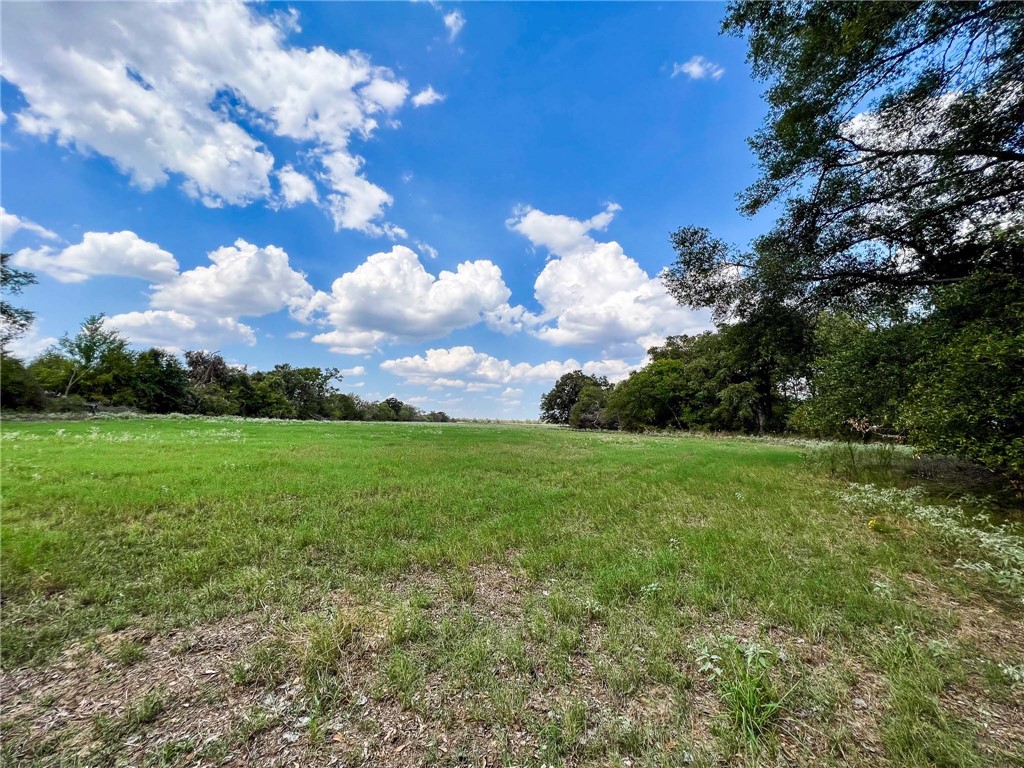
[1, 1, 770, 418]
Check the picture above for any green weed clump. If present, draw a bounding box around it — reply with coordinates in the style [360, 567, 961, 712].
[805, 441, 914, 483]
[92, 686, 170, 757]
[294, 611, 365, 713]
[693, 636, 790, 751]
[111, 639, 146, 666]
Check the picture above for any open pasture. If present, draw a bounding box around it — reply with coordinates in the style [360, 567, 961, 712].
[1, 418, 1021, 766]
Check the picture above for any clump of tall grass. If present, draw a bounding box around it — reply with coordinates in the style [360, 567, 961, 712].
[804, 440, 916, 483]
[692, 636, 791, 750]
[230, 610, 367, 716]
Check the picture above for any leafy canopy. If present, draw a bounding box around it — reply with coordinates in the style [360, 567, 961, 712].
[667, 1, 1024, 320]
[540, 370, 611, 425]
[1, 252, 38, 351]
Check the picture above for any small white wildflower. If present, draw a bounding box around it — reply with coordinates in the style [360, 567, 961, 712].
[839, 483, 1023, 601]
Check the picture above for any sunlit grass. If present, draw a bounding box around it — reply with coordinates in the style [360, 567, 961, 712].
[2, 418, 1020, 765]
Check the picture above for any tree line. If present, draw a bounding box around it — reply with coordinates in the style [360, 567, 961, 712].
[0, 300, 450, 424]
[543, 1, 1023, 482]
[2, 3, 1021, 478]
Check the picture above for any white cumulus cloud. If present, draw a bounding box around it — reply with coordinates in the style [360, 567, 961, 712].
[105, 310, 256, 351]
[508, 204, 711, 355]
[307, 245, 514, 353]
[320, 151, 403, 237]
[150, 239, 313, 319]
[276, 165, 319, 207]
[12, 231, 179, 284]
[2, 1, 416, 233]
[381, 345, 636, 389]
[12, 226, 322, 352]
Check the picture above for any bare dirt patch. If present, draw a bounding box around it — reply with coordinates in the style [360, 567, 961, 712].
[5, 564, 1020, 766]
[941, 686, 1024, 762]
[903, 572, 1024, 660]
[0, 615, 306, 765]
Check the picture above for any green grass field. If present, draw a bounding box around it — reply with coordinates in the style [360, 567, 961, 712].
[1, 418, 1022, 766]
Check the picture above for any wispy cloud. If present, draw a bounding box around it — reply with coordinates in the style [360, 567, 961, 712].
[443, 10, 465, 41]
[672, 55, 725, 81]
[412, 86, 446, 108]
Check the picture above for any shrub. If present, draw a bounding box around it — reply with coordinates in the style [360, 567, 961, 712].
[792, 313, 921, 439]
[903, 272, 1024, 481]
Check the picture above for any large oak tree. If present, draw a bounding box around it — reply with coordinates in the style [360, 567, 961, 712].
[667, 1, 1024, 320]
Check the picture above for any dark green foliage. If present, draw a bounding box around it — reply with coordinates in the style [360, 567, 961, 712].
[0, 355, 45, 411]
[789, 268, 1023, 479]
[246, 374, 298, 419]
[249, 364, 342, 420]
[382, 396, 405, 419]
[606, 359, 692, 432]
[604, 310, 811, 434]
[540, 370, 610, 425]
[131, 348, 194, 413]
[1, 252, 37, 350]
[791, 315, 923, 439]
[88, 344, 139, 406]
[905, 270, 1024, 480]
[606, 340, 770, 434]
[568, 385, 611, 429]
[325, 392, 361, 421]
[193, 384, 241, 416]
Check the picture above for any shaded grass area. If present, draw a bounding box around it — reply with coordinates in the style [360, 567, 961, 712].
[1, 419, 1022, 765]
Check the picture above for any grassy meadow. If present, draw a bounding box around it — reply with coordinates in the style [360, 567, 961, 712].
[1, 418, 1022, 766]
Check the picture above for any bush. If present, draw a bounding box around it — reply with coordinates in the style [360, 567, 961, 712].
[0, 355, 45, 411]
[50, 394, 90, 413]
[904, 272, 1024, 481]
[792, 314, 921, 439]
[194, 386, 240, 416]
